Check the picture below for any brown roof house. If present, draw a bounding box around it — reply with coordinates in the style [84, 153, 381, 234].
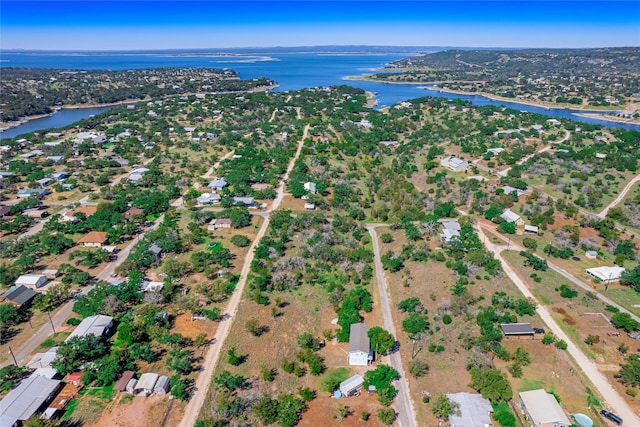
[77, 231, 108, 247]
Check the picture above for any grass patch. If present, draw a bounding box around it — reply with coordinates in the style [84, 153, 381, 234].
[83, 385, 116, 401]
[61, 398, 79, 420]
[519, 378, 545, 392]
[604, 288, 640, 317]
[39, 332, 70, 349]
[319, 367, 351, 393]
[492, 402, 517, 427]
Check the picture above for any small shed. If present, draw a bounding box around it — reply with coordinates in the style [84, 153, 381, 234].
[339, 374, 364, 397]
[114, 371, 135, 392]
[501, 323, 535, 338]
[67, 372, 83, 386]
[524, 225, 539, 234]
[125, 379, 138, 394]
[154, 376, 170, 395]
[585, 250, 598, 259]
[15, 274, 48, 289]
[135, 373, 159, 396]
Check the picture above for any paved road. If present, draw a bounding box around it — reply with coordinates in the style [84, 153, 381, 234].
[367, 225, 417, 427]
[178, 124, 310, 427]
[475, 224, 640, 425]
[1, 215, 164, 369]
[16, 219, 45, 241]
[598, 173, 640, 219]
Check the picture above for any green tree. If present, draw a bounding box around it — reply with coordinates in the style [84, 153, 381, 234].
[368, 326, 395, 355]
[51, 335, 109, 376]
[615, 354, 640, 387]
[170, 374, 189, 401]
[469, 367, 513, 403]
[408, 359, 429, 378]
[513, 347, 531, 366]
[431, 394, 459, 419]
[377, 407, 396, 425]
[620, 265, 640, 291]
[402, 313, 429, 336]
[253, 396, 279, 425]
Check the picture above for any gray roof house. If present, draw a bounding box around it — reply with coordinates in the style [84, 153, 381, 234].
[66, 314, 113, 342]
[135, 373, 159, 396]
[233, 196, 255, 206]
[446, 392, 494, 427]
[154, 375, 170, 395]
[501, 323, 534, 337]
[339, 374, 364, 397]
[1, 285, 39, 309]
[349, 323, 371, 366]
[448, 157, 469, 172]
[501, 209, 524, 225]
[128, 167, 150, 184]
[208, 178, 228, 191]
[519, 389, 571, 427]
[0, 375, 61, 424]
[197, 192, 221, 206]
[440, 220, 461, 244]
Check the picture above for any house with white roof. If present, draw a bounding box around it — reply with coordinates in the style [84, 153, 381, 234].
[129, 167, 150, 184]
[304, 182, 317, 194]
[586, 266, 625, 283]
[66, 314, 113, 341]
[446, 392, 494, 427]
[519, 389, 571, 427]
[15, 274, 48, 289]
[448, 157, 469, 172]
[501, 209, 524, 225]
[197, 192, 221, 206]
[440, 220, 461, 244]
[208, 178, 228, 191]
[0, 375, 61, 425]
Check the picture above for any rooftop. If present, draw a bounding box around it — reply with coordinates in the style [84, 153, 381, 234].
[349, 323, 370, 353]
[446, 392, 493, 427]
[520, 389, 571, 426]
[0, 375, 61, 421]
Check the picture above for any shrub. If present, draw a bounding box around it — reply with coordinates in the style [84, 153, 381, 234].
[558, 284, 578, 299]
[408, 359, 429, 378]
[230, 234, 251, 247]
[442, 314, 452, 325]
[555, 339, 568, 350]
[541, 332, 556, 345]
[66, 317, 81, 326]
[626, 388, 637, 397]
[508, 363, 523, 378]
[380, 233, 393, 243]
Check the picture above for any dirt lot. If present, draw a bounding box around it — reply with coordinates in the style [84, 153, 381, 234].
[300, 390, 383, 427]
[93, 393, 177, 427]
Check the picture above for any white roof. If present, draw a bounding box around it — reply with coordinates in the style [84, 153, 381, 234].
[586, 266, 625, 282]
[66, 314, 113, 341]
[15, 274, 47, 286]
[0, 375, 60, 421]
[449, 157, 468, 168]
[524, 225, 539, 233]
[501, 209, 521, 223]
[442, 220, 461, 232]
[520, 389, 571, 426]
[339, 374, 364, 394]
[27, 347, 59, 369]
[136, 373, 159, 391]
[447, 392, 493, 427]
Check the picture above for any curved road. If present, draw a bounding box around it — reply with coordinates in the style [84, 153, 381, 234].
[367, 225, 418, 427]
[178, 124, 309, 427]
[598, 173, 640, 219]
[475, 224, 640, 425]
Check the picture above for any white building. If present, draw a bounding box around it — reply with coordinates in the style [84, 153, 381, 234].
[586, 266, 625, 283]
[304, 182, 317, 194]
[66, 314, 113, 342]
[446, 392, 494, 427]
[448, 157, 469, 172]
[15, 274, 48, 289]
[348, 323, 371, 366]
[501, 209, 524, 225]
[519, 389, 571, 427]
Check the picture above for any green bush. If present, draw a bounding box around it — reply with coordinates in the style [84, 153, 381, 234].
[230, 234, 251, 247]
[442, 314, 452, 325]
[66, 317, 81, 326]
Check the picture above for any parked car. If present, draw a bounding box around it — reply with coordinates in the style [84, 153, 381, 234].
[607, 331, 621, 336]
[600, 409, 622, 425]
[533, 328, 545, 334]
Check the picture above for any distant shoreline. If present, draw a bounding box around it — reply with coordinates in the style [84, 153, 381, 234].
[0, 85, 277, 133]
[346, 74, 640, 125]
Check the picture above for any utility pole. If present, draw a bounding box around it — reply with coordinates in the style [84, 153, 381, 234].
[7, 346, 18, 366]
[47, 311, 56, 334]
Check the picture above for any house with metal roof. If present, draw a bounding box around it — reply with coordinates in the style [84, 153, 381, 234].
[501, 209, 525, 225]
[65, 314, 113, 342]
[446, 392, 494, 427]
[15, 274, 48, 289]
[501, 323, 535, 337]
[448, 157, 469, 172]
[114, 371, 136, 392]
[586, 266, 625, 283]
[349, 323, 371, 366]
[233, 196, 255, 206]
[440, 220, 461, 244]
[17, 189, 48, 198]
[197, 192, 221, 206]
[154, 376, 170, 395]
[519, 389, 572, 427]
[1, 285, 39, 309]
[27, 347, 59, 370]
[135, 373, 159, 396]
[339, 374, 364, 397]
[304, 182, 317, 194]
[208, 177, 228, 191]
[0, 375, 61, 424]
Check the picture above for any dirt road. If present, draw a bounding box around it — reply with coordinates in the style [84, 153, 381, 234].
[475, 224, 640, 425]
[178, 125, 309, 427]
[366, 225, 417, 427]
[598, 173, 640, 218]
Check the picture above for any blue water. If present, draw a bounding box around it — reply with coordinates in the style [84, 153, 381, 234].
[1, 52, 638, 137]
[0, 107, 110, 139]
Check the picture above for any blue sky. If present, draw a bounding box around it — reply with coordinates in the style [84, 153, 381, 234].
[1, 1, 639, 50]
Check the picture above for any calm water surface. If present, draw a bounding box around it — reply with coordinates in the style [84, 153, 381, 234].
[1, 52, 638, 138]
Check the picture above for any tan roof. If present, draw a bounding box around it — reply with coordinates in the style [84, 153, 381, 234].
[78, 231, 108, 244]
[69, 206, 97, 216]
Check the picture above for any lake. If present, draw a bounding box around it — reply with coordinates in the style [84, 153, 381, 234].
[1, 52, 638, 137]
